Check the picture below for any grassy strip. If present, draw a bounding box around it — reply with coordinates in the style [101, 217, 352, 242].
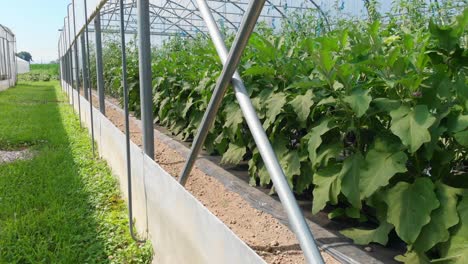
[0, 82, 152, 263]
[30, 64, 59, 75]
[19, 64, 59, 82]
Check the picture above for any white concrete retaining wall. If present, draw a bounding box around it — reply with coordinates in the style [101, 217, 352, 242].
[0, 78, 14, 91]
[67, 84, 265, 264]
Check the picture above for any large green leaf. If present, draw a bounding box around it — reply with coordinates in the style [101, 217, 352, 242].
[341, 221, 393, 246]
[343, 88, 372, 117]
[447, 114, 468, 133]
[340, 153, 365, 209]
[454, 130, 468, 147]
[221, 143, 246, 165]
[446, 111, 468, 146]
[312, 164, 342, 214]
[372, 98, 401, 113]
[394, 250, 430, 264]
[385, 178, 440, 244]
[359, 138, 408, 199]
[438, 194, 468, 264]
[314, 142, 342, 168]
[243, 65, 276, 76]
[390, 105, 436, 153]
[307, 118, 337, 168]
[263, 92, 287, 130]
[317, 49, 336, 74]
[429, 19, 462, 52]
[223, 103, 244, 136]
[414, 182, 461, 252]
[258, 163, 270, 186]
[289, 90, 314, 124]
[279, 150, 301, 188]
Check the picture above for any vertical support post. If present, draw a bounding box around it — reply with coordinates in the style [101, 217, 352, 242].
[1, 39, 7, 82]
[94, 11, 106, 115]
[119, 0, 145, 242]
[72, 0, 82, 126]
[74, 41, 82, 125]
[5, 40, 11, 86]
[64, 20, 68, 92]
[81, 35, 89, 100]
[61, 32, 65, 89]
[62, 35, 66, 90]
[13, 38, 17, 85]
[137, 0, 155, 159]
[84, 0, 96, 156]
[64, 36, 67, 91]
[67, 10, 75, 107]
[58, 35, 62, 89]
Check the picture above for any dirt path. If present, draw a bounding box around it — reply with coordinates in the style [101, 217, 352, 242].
[87, 92, 339, 264]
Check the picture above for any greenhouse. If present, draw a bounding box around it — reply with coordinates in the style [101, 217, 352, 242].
[0, 24, 16, 91]
[0, 0, 467, 263]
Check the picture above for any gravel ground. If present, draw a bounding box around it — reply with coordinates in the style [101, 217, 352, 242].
[0, 149, 34, 164]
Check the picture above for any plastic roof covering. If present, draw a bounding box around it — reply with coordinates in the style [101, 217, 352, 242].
[0, 24, 15, 42]
[60, 0, 466, 51]
[0, 24, 16, 82]
[62, 0, 334, 49]
[93, 0, 326, 37]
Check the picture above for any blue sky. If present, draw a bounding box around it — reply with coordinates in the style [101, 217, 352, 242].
[0, 0, 68, 63]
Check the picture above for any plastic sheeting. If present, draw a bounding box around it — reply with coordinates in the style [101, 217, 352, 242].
[16, 58, 30, 74]
[0, 24, 16, 91]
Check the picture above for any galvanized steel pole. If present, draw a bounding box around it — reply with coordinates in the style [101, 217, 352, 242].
[58, 35, 63, 90]
[61, 30, 65, 89]
[184, 0, 325, 263]
[137, 0, 155, 159]
[6, 39, 11, 86]
[67, 6, 74, 106]
[94, 11, 106, 115]
[119, 0, 145, 242]
[72, 0, 82, 126]
[80, 35, 89, 100]
[178, 0, 266, 185]
[84, 0, 96, 156]
[64, 18, 70, 95]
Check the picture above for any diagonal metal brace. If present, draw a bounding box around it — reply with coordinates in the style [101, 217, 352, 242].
[178, 0, 324, 263]
[179, 0, 265, 185]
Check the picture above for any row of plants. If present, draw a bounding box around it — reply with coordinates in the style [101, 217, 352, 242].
[93, 4, 468, 263]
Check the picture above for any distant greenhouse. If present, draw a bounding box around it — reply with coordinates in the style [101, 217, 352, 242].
[16, 57, 30, 74]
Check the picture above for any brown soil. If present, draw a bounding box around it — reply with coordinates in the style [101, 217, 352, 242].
[86, 92, 339, 264]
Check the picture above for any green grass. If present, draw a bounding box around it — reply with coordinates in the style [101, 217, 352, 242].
[0, 81, 152, 263]
[30, 64, 59, 76]
[19, 64, 59, 82]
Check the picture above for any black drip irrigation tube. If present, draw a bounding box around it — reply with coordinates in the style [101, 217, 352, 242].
[119, 0, 146, 243]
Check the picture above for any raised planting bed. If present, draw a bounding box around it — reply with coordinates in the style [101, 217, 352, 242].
[69, 86, 401, 263]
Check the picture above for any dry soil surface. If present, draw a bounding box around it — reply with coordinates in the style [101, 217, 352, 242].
[87, 92, 339, 264]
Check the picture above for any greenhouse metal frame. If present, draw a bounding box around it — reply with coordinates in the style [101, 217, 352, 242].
[58, 0, 328, 262]
[0, 24, 17, 90]
[57, 0, 467, 263]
